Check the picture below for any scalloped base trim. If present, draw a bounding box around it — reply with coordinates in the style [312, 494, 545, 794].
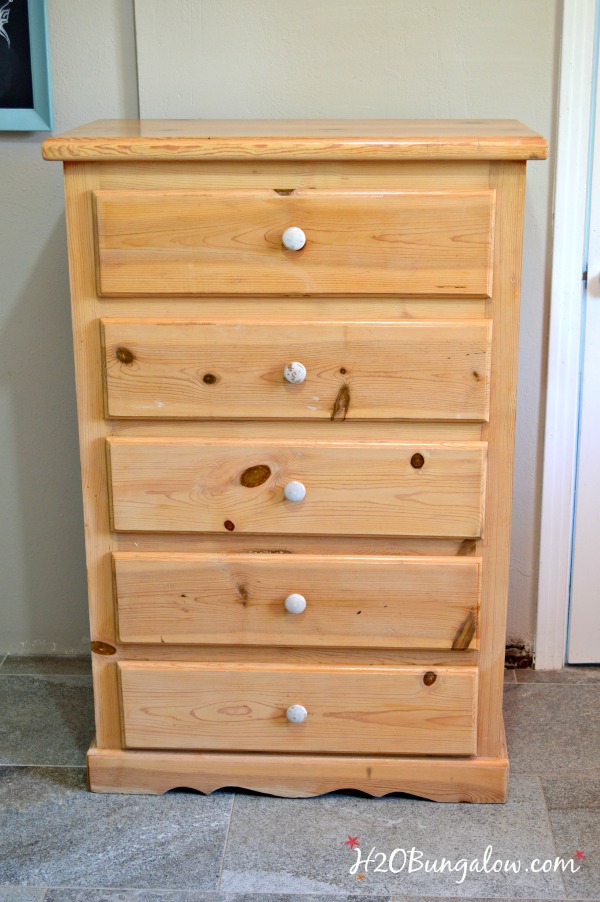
[87, 744, 509, 803]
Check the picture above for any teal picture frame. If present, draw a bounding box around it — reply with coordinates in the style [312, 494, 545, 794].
[0, 0, 52, 130]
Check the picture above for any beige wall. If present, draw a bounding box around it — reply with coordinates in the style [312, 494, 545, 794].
[0, 0, 558, 652]
[0, 1, 138, 653]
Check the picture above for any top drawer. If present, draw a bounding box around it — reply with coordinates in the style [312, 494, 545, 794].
[93, 189, 495, 298]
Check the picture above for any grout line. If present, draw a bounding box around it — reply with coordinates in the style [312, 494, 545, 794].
[0, 891, 49, 900]
[515, 672, 600, 682]
[510, 677, 600, 685]
[32, 888, 204, 897]
[0, 764, 88, 770]
[216, 791, 237, 893]
[509, 768, 600, 778]
[536, 774, 569, 902]
[23, 888, 224, 897]
[0, 891, 51, 900]
[0, 655, 6, 670]
[0, 673, 92, 679]
[515, 680, 600, 685]
[389, 897, 590, 902]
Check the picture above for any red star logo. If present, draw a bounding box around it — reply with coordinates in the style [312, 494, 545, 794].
[345, 835, 360, 850]
[576, 850, 585, 861]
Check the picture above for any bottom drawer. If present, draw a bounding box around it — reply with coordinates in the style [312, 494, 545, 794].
[118, 663, 478, 756]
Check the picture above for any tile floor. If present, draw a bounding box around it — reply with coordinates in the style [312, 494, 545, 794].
[0, 655, 599, 901]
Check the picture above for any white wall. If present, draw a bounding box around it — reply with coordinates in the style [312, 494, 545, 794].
[136, 0, 560, 648]
[0, 0, 138, 653]
[0, 0, 558, 652]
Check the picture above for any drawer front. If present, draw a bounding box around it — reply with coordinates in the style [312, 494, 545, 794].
[113, 552, 480, 649]
[102, 319, 492, 422]
[107, 438, 487, 537]
[119, 663, 478, 755]
[94, 189, 495, 297]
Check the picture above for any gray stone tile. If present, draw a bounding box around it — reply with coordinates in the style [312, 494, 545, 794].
[42, 893, 389, 901]
[542, 775, 600, 811]
[220, 776, 564, 897]
[42, 892, 218, 901]
[0, 656, 91, 676]
[0, 675, 94, 766]
[504, 669, 517, 684]
[0, 767, 233, 890]
[390, 897, 570, 901]
[542, 775, 600, 900]
[0, 889, 46, 901]
[243, 896, 389, 901]
[221, 896, 390, 901]
[516, 666, 600, 684]
[504, 684, 600, 774]
[219, 896, 391, 901]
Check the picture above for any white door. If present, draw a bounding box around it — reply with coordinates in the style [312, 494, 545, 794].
[568, 37, 600, 663]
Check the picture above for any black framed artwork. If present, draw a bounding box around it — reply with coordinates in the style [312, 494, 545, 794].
[0, 0, 52, 130]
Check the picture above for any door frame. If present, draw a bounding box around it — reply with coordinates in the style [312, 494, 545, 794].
[536, 0, 598, 669]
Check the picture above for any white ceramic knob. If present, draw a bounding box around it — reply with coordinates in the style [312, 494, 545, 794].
[282, 226, 306, 251]
[284, 593, 307, 614]
[286, 704, 308, 723]
[284, 481, 306, 502]
[283, 361, 307, 384]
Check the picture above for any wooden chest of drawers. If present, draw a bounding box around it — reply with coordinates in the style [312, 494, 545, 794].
[43, 119, 546, 802]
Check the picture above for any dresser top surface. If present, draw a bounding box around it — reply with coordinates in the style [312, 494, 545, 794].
[42, 118, 547, 162]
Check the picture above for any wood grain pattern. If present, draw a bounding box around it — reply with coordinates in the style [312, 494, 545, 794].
[90, 159, 494, 192]
[113, 552, 481, 649]
[102, 319, 492, 421]
[107, 437, 487, 537]
[118, 662, 478, 755]
[87, 744, 508, 801]
[42, 118, 547, 162]
[93, 189, 494, 297]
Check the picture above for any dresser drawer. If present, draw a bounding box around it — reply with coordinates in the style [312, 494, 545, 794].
[93, 188, 494, 297]
[118, 662, 478, 755]
[107, 438, 487, 537]
[102, 319, 492, 422]
[113, 552, 480, 649]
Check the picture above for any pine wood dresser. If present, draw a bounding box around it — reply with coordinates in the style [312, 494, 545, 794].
[43, 120, 547, 801]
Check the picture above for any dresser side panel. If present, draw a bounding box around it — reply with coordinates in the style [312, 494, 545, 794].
[477, 161, 526, 757]
[64, 162, 121, 748]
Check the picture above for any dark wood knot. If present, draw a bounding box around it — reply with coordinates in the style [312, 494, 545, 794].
[115, 347, 134, 365]
[240, 464, 272, 487]
[91, 641, 116, 656]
